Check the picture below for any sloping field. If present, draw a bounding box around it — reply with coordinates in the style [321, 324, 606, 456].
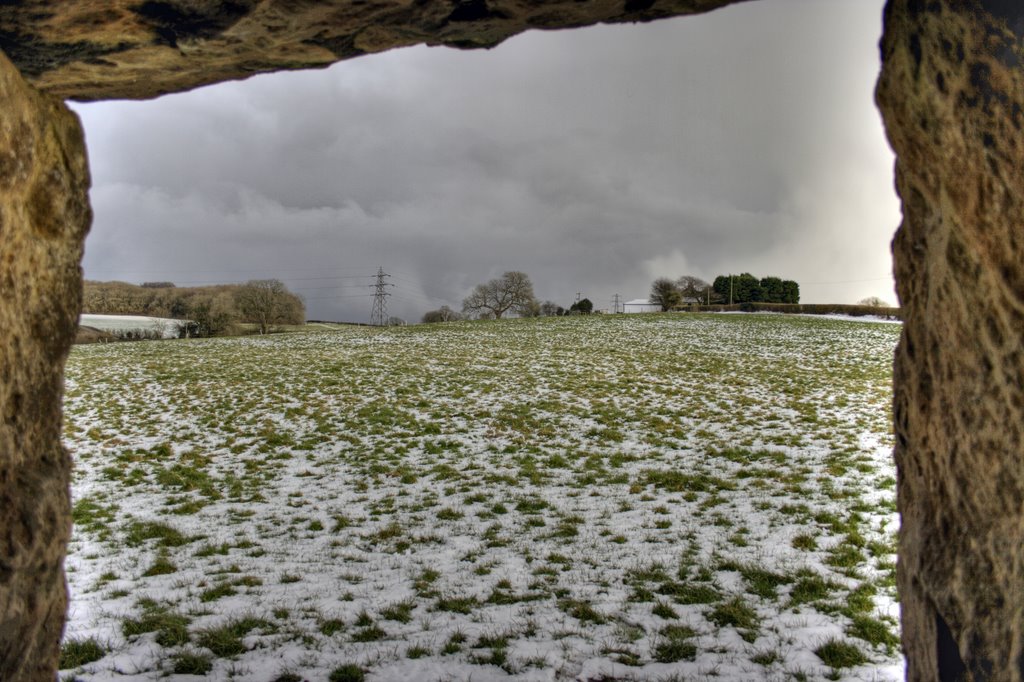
[61, 314, 902, 681]
[79, 314, 183, 339]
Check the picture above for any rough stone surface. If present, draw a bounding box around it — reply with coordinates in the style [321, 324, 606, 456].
[877, 1, 1024, 679]
[0, 0, 1023, 679]
[0, 50, 91, 680]
[0, 0, 746, 101]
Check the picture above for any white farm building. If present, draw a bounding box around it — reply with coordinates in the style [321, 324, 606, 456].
[622, 299, 661, 314]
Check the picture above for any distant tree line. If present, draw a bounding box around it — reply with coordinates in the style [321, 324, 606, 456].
[422, 271, 599, 324]
[83, 279, 305, 337]
[649, 273, 799, 310]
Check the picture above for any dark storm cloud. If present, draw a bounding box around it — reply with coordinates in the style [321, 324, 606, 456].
[72, 0, 899, 323]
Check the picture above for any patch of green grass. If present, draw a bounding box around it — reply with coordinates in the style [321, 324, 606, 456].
[71, 498, 118, 538]
[642, 468, 737, 493]
[442, 630, 467, 655]
[842, 583, 878, 616]
[413, 568, 441, 597]
[826, 541, 868, 573]
[791, 533, 818, 551]
[155, 463, 221, 499]
[171, 650, 212, 675]
[814, 638, 868, 668]
[603, 646, 642, 666]
[319, 618, 346, 636]
[789, 572, 841, 606]
[847, 614, 900, 653]
[514, 496, 550, 514]
[435, 594, 478, 614]
[734, 564, 792, 599]
[380, 599, 416, 623]
[436, 507, 464, 521]
[558, 599, 605, 624]
[141, 554, 177, 577]
[351, 625, 387, 642]
[59, 637, 106, 669]
[653, 624, 698, 663]
[195, 616, 271, 657]
[657, 581, 721, 605]
[122, 603, 190, 647]
[196, 627, 245, 657]
[329, 659, 366, 675]
[707, 596, 759, 630]
[199, 582, 237, 602]
[123, 520, 191, 548]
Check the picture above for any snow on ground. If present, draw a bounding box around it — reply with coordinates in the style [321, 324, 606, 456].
[713, 311, 902, 325]
[60, 313, 903, 681]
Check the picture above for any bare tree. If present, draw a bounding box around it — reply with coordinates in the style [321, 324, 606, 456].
[235, 279, 304, 334]
[422, 305, 462, 323]
[462, 271, 538, 319]
[677, 275, 710, 302]
[540, 300, 564, 317]
[857, 296, 890, 308]
[650, 277, 682, 312]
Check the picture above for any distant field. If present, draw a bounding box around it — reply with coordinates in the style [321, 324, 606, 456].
[79, 314, 183, 339]
[61, 314, 903, 681]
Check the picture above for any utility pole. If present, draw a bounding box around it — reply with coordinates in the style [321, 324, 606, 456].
[370, 266, 392, 327]
[730, 275, 734, 305]
[612, 293, 621, 314]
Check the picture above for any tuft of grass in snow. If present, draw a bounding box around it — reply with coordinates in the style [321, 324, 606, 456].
[814, 637, 869, 668]
[59, 637, 106, 669]
[329, 663, 366, 681]
[652, 624, 698, 663]
[171, 649, 212, 675]
[708, 595, 760, 631]
[123, 519, 191, 548]
[122, 601, 190, 647]
[847, 614, 900, 654]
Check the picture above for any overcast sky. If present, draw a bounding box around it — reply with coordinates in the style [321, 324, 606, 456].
[70, 0, 899, 323]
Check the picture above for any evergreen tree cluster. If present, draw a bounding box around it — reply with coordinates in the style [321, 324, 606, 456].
[711, 273, 799, 304]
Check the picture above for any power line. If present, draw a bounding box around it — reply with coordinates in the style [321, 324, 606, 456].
[297, 294, 375, 301]
[801, 275, 893, 285]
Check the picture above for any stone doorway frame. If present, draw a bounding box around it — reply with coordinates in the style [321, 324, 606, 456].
[1, 1, 1022, 679]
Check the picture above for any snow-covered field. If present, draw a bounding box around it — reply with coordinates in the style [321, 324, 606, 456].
[80, 314, 184, 339]
[60, 313, 903, 681]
